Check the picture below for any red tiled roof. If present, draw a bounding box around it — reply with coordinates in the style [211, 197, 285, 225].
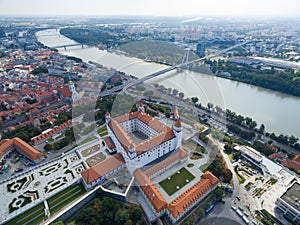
[0, 138, 44, 161]
[282, 159, 300, 172]
[13, 137, 44, 161]
[167, 171, 219, 218]
[134, 168, 167, 213]
[145, 148, 188, 177]
[81, 153, 125, 184]
[174, 119, 181, 127]
[32, 120, 72, 144]
[108, 111, 175, 155]
[0, 139, 14, 158]
[293, 155, 300, 164]
[57, 86, 72, 98]
[269, 153, 285, 161]
[104, 137, 116, 149]
[173, 109, 179, 118]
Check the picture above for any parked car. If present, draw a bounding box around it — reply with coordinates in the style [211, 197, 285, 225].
[15, 168, 23, 173]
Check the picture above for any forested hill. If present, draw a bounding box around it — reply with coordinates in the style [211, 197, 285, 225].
[119, 39, 199, 65]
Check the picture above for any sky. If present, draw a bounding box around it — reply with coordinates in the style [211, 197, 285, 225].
[0, 0, 299, 17]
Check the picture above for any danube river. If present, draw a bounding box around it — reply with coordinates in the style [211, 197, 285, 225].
[36, 29, 300, 138]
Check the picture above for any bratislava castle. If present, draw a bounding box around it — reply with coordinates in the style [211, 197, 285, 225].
[105, 103, 182, 173]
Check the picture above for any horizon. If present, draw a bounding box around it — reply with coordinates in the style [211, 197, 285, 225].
[0, 0, 300, 18]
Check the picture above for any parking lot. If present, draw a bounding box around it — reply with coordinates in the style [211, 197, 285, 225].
[0, 150, 37, 181]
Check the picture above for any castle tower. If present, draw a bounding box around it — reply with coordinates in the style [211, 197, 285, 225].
[138, 102, 145, 112]
[173, 109, 179, 120]
[173, 119, 183, 149]
[105, 111, 111, 124]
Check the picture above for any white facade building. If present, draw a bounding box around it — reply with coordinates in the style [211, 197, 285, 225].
[105, 106, 182, 173]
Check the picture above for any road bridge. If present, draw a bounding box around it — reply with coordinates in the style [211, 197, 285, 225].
[51, 43, 85, 50]
[122, 40, 251, 93]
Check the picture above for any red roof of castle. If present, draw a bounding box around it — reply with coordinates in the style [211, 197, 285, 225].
[167, 171, 219, 218]
[134, 168, 167, 213]
[81, 153, 125, 184]
[108, 111, 175, 155]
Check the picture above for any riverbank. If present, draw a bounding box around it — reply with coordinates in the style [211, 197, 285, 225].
[35, 29, 300, 138]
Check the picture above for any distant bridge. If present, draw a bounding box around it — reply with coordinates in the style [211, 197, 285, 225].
[123, 40, 252, 93]
[36, 34, 61, 38]
[51, 43, 85, 50]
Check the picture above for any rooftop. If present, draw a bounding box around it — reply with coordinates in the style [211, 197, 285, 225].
[81, 153, 125, 184]
[0, 137, 44, 161]
[108, 110, 175, 155]
[239, 145, 263, 163]
[280, 182, 300, 212]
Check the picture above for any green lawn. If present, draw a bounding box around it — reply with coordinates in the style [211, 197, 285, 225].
[159, 167, 195, 196]
[4, 203, 45, 225]
[97, 126, 107, 134]
[78, 135, 97, 146]
[99, 131, 108, 137]
[47, 183, 86, 213]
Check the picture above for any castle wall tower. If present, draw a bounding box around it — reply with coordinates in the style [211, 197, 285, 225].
[173, 109, 179, 120]
[173, 119, 182, 149]
[138, 102, 145, 112]
[105, 111, 111, 124]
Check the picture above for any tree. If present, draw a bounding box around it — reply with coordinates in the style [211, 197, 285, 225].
[207, 102, 213, 110]
[125, 220, 133, 225]
[191, 97, 199, 104]
[215, 105, 223, 114]
[93, 198, 103, 213]
[288, 135, 299, 146]
[259, 124, 265, 134]
[198, 208, 205, 217]
[32, 66, 48, 75]
[249, 120, 257, 129]
[178, 92, 184, 99]
[116, 209, 130, 224]
[132, 206, 143, 221]
[172, 89, 179, 96]
[52, 222, 64, 225]
[215, 188, 225, 201]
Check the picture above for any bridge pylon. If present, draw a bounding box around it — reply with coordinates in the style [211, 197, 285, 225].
[181, 48, 190, 70]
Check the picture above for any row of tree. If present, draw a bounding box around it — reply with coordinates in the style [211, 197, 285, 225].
[73, 196, 144, 225]
[205, 59, 300, 97]
[44, 128, 76, 151]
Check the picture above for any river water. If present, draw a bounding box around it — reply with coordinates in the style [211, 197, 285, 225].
[36, 29, 300, 138]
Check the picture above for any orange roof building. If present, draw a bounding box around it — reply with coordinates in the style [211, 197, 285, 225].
[81, 153, 125, 189]
[105, 109, 182, 173]
[166, 171, 219, 221]
[134, 168, 167, 214]
[0, 137, 44, 163]
[31, 120, 73, 145]
[134, 168, 219, 223]
[0, 139, 14, 159]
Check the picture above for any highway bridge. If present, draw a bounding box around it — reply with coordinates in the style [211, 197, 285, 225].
[51, 43, 85, 49]
[122, 40, 252, 93]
